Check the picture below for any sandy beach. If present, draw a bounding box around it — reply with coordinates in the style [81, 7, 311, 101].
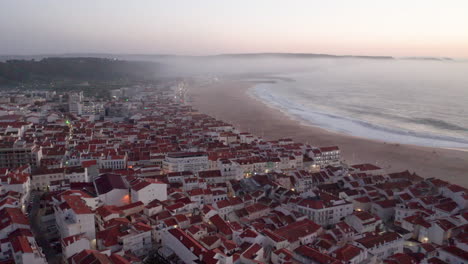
[188, 79, 468, 187]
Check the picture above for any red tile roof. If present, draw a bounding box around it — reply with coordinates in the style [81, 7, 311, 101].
[333, 244, 362, 261]
[441, 246, 468, 261]
[0, 208, 29, 230]
[294, 245, 341, 264]
[59, 195, 92, 214]
[274, 219, 321, 243]
[167, 228, 207, 256]
[356, 232, 401, 249]
[10, 235, 33, 253]
[209, 214, 233, 236]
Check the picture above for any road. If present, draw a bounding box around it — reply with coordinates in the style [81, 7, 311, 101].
[29, 191, 62, 264]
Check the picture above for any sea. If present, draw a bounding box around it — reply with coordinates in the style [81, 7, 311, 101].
[248, 58, 468, 149]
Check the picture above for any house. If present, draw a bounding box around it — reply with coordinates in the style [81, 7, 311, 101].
[198, 170, 225, 184]
[210, 214, 233, 238]
[308, 146, 341, 167]
[214, 199, 233, 220]
[345, 211, 383, 233]
[0, 208, 30, 239]
[187, 225, 208, 240]
[61, 233, 91, 262]
[244, 202, 270, 221]
[294, 245, 341, 264]
[350, 164, 384, 175]
[241, 243, 265, 264]
[372, 200, 398, 222]
[144, 199, 164, 217]
[332, 244, 367, 264]
[354, 232, 403, 259]
[263, 229, 289, 251]
[0, 168, 32, 210]
[401, 214, 431, 240]
[65, 167, 90, 183]
[95, 205, 123, 230]
[273, 219, 323, 250]
[437, 246, 467, 264]
[353, 196, 372, 212]
[271, 248, 294, 264]
[235, 228, 263, 246]
[96, 222, 153, 257]
[160, 228, 210, 264]
[54, 195, 96, 240]
[70, 249, 132, 264]
[130, 179, 167, 205]
[166, 171, 194, 183]
[94, 174, 129, 206]
[162, 152, 209, 173]
[31, 167, 65, 191]
[98, 154, 127, 170]
[1, 231, 47, 264]
[418, 219, 457, 245]
[297, 196, 354, 226]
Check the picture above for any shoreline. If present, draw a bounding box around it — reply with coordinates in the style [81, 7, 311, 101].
[188, 78, 468, 187]
[245, 81, 468, 153]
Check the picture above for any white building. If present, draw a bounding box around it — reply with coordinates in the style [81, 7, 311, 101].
[2, 233, 47, 264]
[437, 246, 468, 264]
[332, 244, 367, 264]
[297, 198, 354, 226]
[98, 155, 127, 170]
[354, 232, 403, 260]
[97, 222, 153, 257]
[0, 169, 32, 211]
[94, 174, 129, 206]
[162, 152, 209, 173]
[418, 219, 456, 245]
[271, 219, 323, 251]
[65, 167, 90, 183]
[161, 228, 209, 263]
[308, 146, 341, 167]
[31, 168, 65, 191]
[68, 92, 83, 115]
[0, 208, 30, 239]
[371, 200, 397, 222]
[130, 179, 167, 205]
[61, 234, 91, 262]
[54, 195, 96, 240]
[345, 211, 383, 233]
[81, 101, 105, 116]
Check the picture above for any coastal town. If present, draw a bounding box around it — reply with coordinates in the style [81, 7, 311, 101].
[0, 82, 466, 264]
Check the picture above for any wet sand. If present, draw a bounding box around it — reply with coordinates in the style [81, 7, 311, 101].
[188, 79, 468, 188]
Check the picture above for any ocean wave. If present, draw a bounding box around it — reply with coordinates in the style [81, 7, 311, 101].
[409, 118, 468, 131]
[341, 107, 468, 132]
[250, 83, 468, 149]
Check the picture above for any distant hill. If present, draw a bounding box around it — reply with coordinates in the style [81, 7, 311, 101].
[0, 57, 160, 85]
[3, 53, 461, 62]
[214, 53, 394, 60]
[401, 57, 453, 61]
[1, 52, 396, 62]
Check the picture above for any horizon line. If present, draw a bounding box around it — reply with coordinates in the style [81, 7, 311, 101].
[0, 52, 466, 61]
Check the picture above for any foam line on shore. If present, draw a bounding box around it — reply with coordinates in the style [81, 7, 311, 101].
[247, 81, 468, 150]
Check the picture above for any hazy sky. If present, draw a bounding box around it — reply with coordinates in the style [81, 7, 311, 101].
[1, 0, 468, 57]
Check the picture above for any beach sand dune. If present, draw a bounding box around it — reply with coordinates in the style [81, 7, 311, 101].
[189, 79, 468, 187]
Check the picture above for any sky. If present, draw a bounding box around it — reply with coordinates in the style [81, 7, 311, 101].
[1, 0, 468, 58]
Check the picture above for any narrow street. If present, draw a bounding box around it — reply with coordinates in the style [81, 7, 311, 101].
[29, 191, 62, 264]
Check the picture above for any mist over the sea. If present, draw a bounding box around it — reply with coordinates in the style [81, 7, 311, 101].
[246, 59, 468, 149]
[158, 56, 468, 149]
